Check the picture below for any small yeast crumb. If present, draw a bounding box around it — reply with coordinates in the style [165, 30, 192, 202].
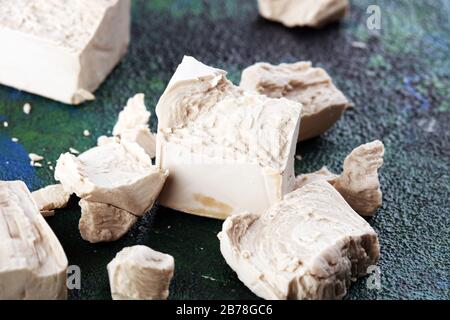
[83, 129, 90, 137]
[29, 153, 44, 162]
[12, 137, 19, 143]
[351, 41, 367, 49]
[69, 147, 80, 154]
[23, 103, 32, 114]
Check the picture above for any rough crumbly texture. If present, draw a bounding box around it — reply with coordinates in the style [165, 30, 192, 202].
[0, 0, 130, 104]
[79, 199, 138, 243]
[295, 166, 338, 187]
[0, 0, 117, 50]
[0, 181, 68, 299]
[110, 94, 156, 158]
[218, 181, 380, 300]
[258, 0, 349, 28]
[120, 128, 156, 159]
[55, 140, 168, 216]
[240, 61, 350, 141]
[296, 140, 385, 216]
[113, 93, 151, 136]
[156, 56, 302, 219]
[107, 245, 175, 300]
[31, 184, 71, 214]
[97, 135, 120, 146]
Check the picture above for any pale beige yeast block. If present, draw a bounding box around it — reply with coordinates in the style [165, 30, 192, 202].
[219, 181, 379, 300]
[240, 61, 350, 141]
[0, 0, 130, 104]
[107, 245, 174, 300]
[155, 56, 302, 219]
[0, 181, 68, 299]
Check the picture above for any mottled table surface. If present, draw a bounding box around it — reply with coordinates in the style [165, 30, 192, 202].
[0, 0, 449, 300]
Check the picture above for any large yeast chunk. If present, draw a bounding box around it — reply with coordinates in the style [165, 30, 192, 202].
[55, 141, 168, 216]
[0, 181, 68, 299]
[240, 61, 350, 141]
[107, 245, 175, 300]
[0, 0, 130, 104]
[219, 181, 380, 300]
[155, 56, 302, 219]
[258, 0, 349, 28]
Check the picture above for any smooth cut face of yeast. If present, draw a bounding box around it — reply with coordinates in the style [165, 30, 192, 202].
[155, 56, 302, 219]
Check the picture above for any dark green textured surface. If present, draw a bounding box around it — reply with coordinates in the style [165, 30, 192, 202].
[0, 0, 449, 300]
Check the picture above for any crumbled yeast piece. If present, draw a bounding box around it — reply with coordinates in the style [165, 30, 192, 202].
[29, 153, 44, 162]
[69, 147, 80, 154]
[257, 0, 349, 28]
[107, 94, 157, 158]
[295, 140, 385, 216]
[120, 127, 156, 159]
[0, 181, 68, 299]
[32, 184, 71, 214]
[155, 56, 302, 219]
[218, 181, 380, 300]
[113, 93, 151, 136]
[78, 199, 138, 243]
[240, 61, 350, 141]
[55, 140, 168, 242]
[107, 245, 175, 300]
[295, 166, 338, 187]
[55, 140, 168, 216]
[0, 0, 130, 104]
[97, 135, 120, 146]
[23, 103, 32, 114]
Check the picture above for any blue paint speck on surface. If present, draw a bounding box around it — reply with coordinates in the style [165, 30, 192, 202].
[0, 135, 40, 190]
[403, 76, 430, 111]
[424, 33, 450, 51]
